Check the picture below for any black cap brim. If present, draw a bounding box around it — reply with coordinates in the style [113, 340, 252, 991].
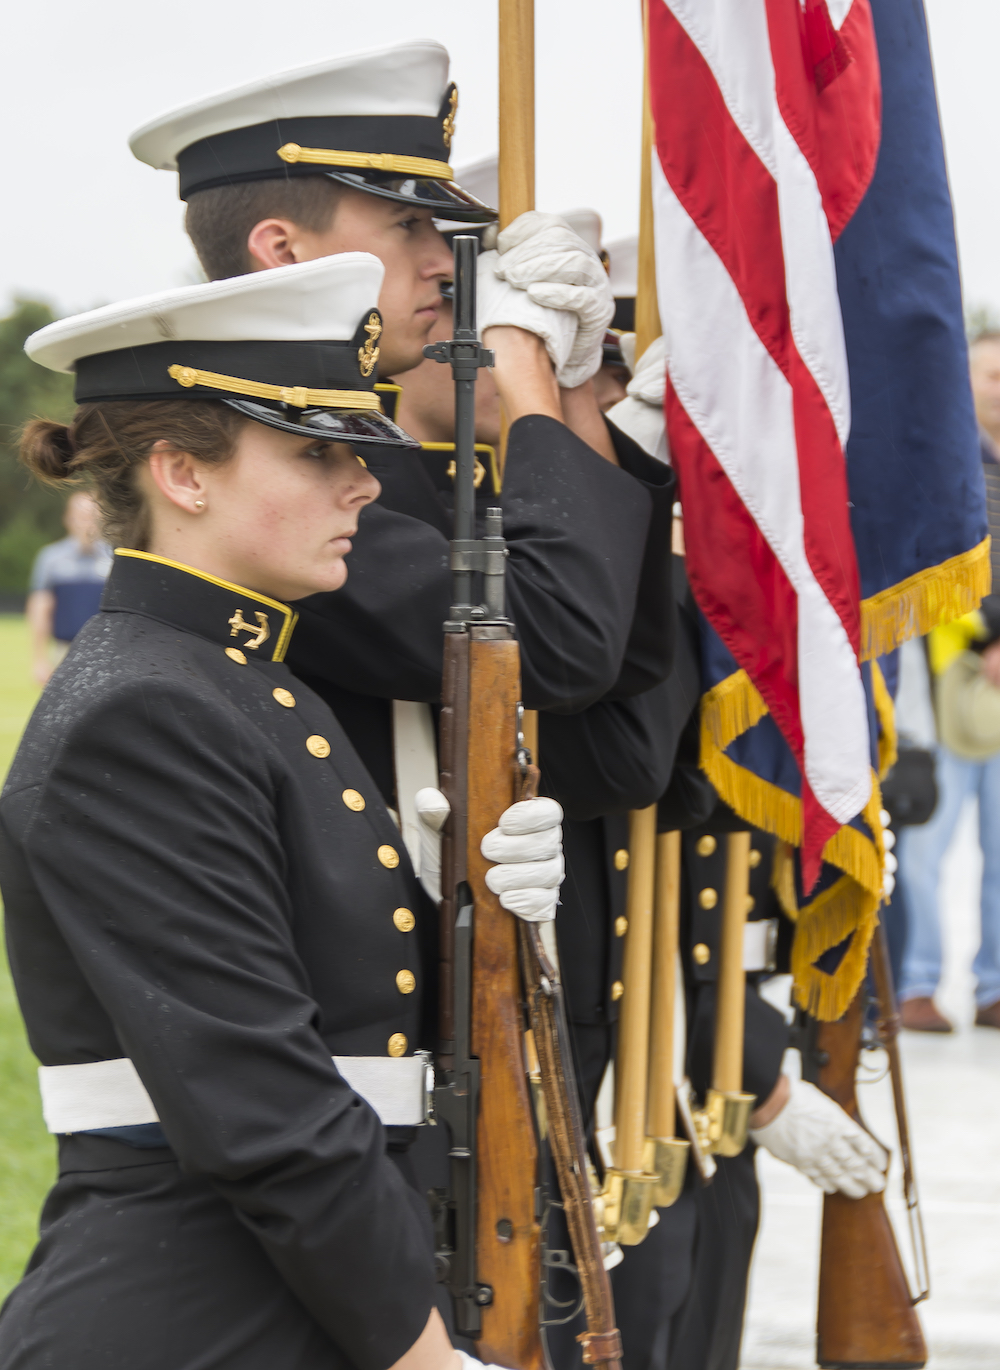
[222, 397, 421, 450]
[323, 169, 496, 223]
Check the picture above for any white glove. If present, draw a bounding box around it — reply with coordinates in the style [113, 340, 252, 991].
[477, 250, 577, 375]
[606, 334, 669, 462]
[488, 211, 615, 388]
[481, 796, 565, 923]
[416, 790, 565, 921]
[414, 786, 450, 904]
[749, 1077, 888, 1199]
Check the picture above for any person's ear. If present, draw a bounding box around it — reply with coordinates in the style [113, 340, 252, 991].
[146, 440, 209, 516]
[246, 218, 303, 270]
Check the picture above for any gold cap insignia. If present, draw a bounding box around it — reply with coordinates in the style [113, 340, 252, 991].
[358, 312, 381, 378]
[442, 85, 458, 150]
[228, 607, 270, 650]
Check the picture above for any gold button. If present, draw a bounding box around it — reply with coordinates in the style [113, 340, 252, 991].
[378, 844, 400, 869]
[748, 848, 762, 868]
[615, 916, 628, 938]
[272, 687, 295, 708]
[306, 735, 331, 758]
[613, 849, 630, 871]
[342, 788, 365, 811]
[611, 980, 625, 1001]
[393, 907, 416, 933]
[396, 969, 416, 995]
[387, 1033, 408, 1057]
[693, 943, 711, 965]
[746, 895, 756, 913]
[225, 647, 247, 665]
[696, 834, 717, 857]
[699, 888, 718, 909]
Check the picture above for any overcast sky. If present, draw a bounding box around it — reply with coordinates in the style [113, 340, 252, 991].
[2, 0, 997, 319]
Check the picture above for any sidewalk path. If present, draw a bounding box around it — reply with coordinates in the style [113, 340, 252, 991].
[741, 802, 1000, 1368]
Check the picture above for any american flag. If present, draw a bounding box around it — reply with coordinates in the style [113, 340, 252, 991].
[648, 0, 882, 884]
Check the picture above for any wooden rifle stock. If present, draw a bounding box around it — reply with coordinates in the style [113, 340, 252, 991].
[433, 234, 620, 1367]
[466, 628, 544, 1366]
[810, 978, 927, 1368]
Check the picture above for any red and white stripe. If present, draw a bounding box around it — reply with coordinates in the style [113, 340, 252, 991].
[649, 0, 881, 881]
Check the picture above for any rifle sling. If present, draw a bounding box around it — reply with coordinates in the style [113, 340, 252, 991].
[519, 920, 622, 1370]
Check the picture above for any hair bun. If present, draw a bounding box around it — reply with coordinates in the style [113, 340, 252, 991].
[19, 418, 78, 483]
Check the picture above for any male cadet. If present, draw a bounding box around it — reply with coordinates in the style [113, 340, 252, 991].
[128, 42, 677, 813]
[603, 269, 889, 1370]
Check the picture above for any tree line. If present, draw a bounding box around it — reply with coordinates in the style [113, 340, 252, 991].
[0, 301, 75, 592]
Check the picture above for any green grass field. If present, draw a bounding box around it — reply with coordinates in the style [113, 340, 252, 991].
[0, 615, 56, 1300]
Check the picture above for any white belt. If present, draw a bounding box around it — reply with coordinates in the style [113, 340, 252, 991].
[38, 1053, 435, 1134]
[743, 919, 778, 973]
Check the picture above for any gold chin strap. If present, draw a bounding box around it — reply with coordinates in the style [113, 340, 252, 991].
[167, 365, 381, 411]
[277, 144, 454, 180]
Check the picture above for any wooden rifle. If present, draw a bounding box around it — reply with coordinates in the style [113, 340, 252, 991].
[429, 235, 621, 1370]
[801, 924, 928, 1368]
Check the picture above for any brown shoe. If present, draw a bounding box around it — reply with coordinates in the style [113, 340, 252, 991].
[975, 998, 1000, 1028]
[901, 996, 954, 1033]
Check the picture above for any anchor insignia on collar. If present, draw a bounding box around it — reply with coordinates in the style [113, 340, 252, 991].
[228, 608, 270, 650]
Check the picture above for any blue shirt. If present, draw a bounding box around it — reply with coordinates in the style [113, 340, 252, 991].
[30, 536, 113, 643]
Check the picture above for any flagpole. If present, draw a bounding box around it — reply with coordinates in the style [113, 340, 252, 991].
[635, 0, 661, 361]
[498, 0, 534, 226]
[497, 0, 538, 761]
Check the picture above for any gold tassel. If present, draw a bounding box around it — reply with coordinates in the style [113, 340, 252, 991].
[860, 536, 991, 662]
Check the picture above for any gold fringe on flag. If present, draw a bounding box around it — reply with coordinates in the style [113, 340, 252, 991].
[860, 536, 991, 662]
[700, 718, 802, 846]
[700, 670, 886, 1019]
[871, 658, 898, 779]
[790, 874, 880, 1021]
[699, 667, 769, 753]
[791, 778, 884, 1019]
[770, 839, 799, 921]
[699, 540, 987, 1018]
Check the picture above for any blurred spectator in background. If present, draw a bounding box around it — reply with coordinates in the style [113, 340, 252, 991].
[26, 491, 111, 685]
[895, 333, 1000, 1032]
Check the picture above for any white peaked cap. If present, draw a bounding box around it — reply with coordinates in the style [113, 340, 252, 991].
[606, 235, 638, 299]
[452, 155, 603, 253]
[27, 255, 385, 374]
[130, 41, 450, 172]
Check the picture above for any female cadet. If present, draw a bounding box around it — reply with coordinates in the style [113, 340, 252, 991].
[0, 254, 563, 1370]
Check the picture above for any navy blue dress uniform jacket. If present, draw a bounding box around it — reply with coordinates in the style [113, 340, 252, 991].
[0, 552, 439, 1370]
